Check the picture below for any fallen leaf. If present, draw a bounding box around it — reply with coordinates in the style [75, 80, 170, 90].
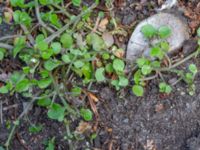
[87, 92, 99, 103]
[102, 32, 114, 48]
[113, 48, 125, 58]
[98, 18, 109, 32]
[75, 121, 92, 134]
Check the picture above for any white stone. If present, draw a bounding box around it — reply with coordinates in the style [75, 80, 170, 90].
[126, 13, 189, 62]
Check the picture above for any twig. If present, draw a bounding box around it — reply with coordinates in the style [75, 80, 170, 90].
[0, 35, 19, 42]
[20, 25, 35, 46]
[54, 4, 71, 18]
[35, 0, 55, 33]
[45, 3, 97, 44]
[157, 50, 199, 72]
[0, 43, 13, 50]
[141, 73, 158, 81]
[3, 104, 18, 111]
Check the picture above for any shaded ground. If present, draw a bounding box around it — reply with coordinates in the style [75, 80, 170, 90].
[0, 0, 200, 150]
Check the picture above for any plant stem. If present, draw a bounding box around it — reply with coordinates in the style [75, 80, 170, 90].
[0, 43, 13, 50]
[157, 50, 199, 72]
[35, 0, 55, 33]
[45, 3, 97, 43]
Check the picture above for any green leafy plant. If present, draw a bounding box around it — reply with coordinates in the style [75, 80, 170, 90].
[80, 108, 93, 121]
[131, 24, 199, 96]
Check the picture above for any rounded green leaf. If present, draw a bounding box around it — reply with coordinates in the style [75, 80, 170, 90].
[141, 24, 157, 38]
[71, 87, 82, 96]
[158, 26, 172, 38]
[44, 59, 60, 71]
[189, 64, 198, 75]
[113, 59, 125, 72]
[60, 33, 73, 48]
[37, 98, 51, 107]
[51, 42, 61, 54]
[15, 79, 30, 92]
[0, 86, 8, 94]
[37, 78, 52, 89]
[132, 85, 144, 97]
[118, 76, 128, 87]
[95, 68, 105, 82]
[62, 54, 71, 63]
[72, 0, 81, 6]
[80, 108, 93, 121]
[141, 65, 152, 75]
[47, 103, 65, 122]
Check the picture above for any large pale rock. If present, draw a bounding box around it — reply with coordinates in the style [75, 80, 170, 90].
[126, 13, 190, 62]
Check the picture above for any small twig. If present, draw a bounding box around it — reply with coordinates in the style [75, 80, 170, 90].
[20, 25, 35, 46]
[158, 50, 199, 72]
[0, 43, 13, 50]
[141, 73, 158, 81]
[54, 4, 71, 18]
[164, 53, 172, 68]
[0, 35, 19, 42]
[3, 104, 18, 111]
[35, 0, 55, 33]
[158, 72, 165, 82]
[45, 3, 97, 44]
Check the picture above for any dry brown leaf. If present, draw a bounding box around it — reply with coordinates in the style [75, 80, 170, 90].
[102, 32, 114, 48]
[113, 49, 125, 58]
[98, 18, 109, 32]
[75, 121, 92, 134]
[88, 92, 99, 103]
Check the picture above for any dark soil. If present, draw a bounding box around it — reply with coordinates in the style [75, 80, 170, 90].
[0, 0, 200, 150]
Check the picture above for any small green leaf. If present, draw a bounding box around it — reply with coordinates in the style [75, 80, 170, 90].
[80, 108, 93, 121]
[44, 59, 60, 71]
[118, 76, 128, 87]
[136, 58, 149, 68]
[51, 42, 61, 54]
[141, 24, 157, 38]
[72, 0, 82, 6]
[105, 63, 113, 73]
[189, 64, 198, 75]
[158, 26, 172, 38]
[37, 98, 51, 107]
[159, 82, 172, 94]
[60, 33, 73, 48]
[74, 60, 84, 68]
[132, 85, 144, 97]
[113, 59, 125, 72]
[150, 47, 164, 60]
[95, 68, 105, 82]
[141, 65, 152, 75]
[0, 86, 8, 94]
[15, 79, 30, 92]
[47, 103, 65, 122]
[28, 124, 43, 134]
[62, 54, 71, 63]
[71, 87, 82, 96]
[38, 78, 52, 89]
[36, 41, 48, 51]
